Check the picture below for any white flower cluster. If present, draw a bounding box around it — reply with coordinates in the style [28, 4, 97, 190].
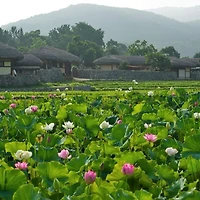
[165, 147, 178, 156]
[15, 150, 32, 160]
[41, 123, 55, 131]
[132, 80, 138, 84]
[144, 123, 152, 129]
[62, 121, 74, 134]
[193, 112, 200, 119]
[99, 121, 112, 130]
[62, 121, 74, 129]
[148, 91, 154, 97]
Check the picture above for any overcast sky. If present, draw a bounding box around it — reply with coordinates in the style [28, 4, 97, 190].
[0, 0, 200, 26]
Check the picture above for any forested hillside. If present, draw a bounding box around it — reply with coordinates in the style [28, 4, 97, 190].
[1, 4, 200, 57]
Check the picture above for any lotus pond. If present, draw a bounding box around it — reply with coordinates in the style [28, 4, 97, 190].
[1, 85, 200, 199]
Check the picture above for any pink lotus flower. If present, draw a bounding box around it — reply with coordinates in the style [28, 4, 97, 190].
[144, 133, 157, 142]
[121, 163, 135, 175]
[30, 105, 38, 112]
[10, 103, 16, 108]
[117, 119, 122, 124]
[84, 170, 96, 184]
[15, 162, 28, 170]
[58, 149, 71, 159]
[31, 95, 36, 99]
[66, 129, 73, 134]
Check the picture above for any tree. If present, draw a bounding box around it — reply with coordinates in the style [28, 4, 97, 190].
[145, 52, 171, 71]
[127, 40, 157, 56]
[30, 38, 47, 50]
[193, 52, 200, 58]
[16, 29, 48, 52]
[48, 25, 73, 50]
[67, 36, 103, 67]
[160, 46, 180, 58]
[72, 22, 104, 46]
[105, 39, 127, 55]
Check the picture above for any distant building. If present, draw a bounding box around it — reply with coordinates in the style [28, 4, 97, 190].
[0, 42, 23, 75]
[29, 46, 81, 76]
[14, 53, 42, 75]
[93, 55, 148, 71]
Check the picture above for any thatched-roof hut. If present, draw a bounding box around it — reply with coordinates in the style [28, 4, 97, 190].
[0, 42, 24, 75]
[29, 46, 81, 76]
[93, 55, 147, 70]
[13, 53, 42, 74]
[170, 57, 196, 79]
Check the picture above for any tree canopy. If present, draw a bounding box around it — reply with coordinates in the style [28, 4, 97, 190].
[145, 52, 171, 71]
[160, 46, 180, 58]
[127, 40, 157, 56]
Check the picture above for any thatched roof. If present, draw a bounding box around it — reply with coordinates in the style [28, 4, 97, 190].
[117, 55, 146, 65]
[12, 66, 40, 70]
[15, 53, 43, 66]
[29, 46, 81, 63]
[0, 42, 24, 60]
[170, 57, 196, 68]
[93, 55, 122, 65]
[94, 55, 146, 66]
[181, 58, 200, 67]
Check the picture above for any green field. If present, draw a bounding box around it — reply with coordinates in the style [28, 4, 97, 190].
[0, 81, 200, 199]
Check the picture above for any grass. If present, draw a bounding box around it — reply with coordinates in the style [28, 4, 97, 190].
[0, 80, 200, 93]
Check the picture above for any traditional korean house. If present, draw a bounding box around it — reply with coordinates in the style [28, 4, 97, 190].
[170, 57, 196, 79]
[29, 46, 81, 76]
[0, 42, 23, 75]
[93, 55, 148, 70]
[13, 53, 42, 75]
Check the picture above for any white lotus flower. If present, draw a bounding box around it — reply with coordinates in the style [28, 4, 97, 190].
[61, 93, 66, 98]
[99, 121, 112, 129]
[56, 88, 60, 92]
[41, 123, 55, 131]
[62, 121, 74, 129]
[15, 150, 32, 160]
[25, 107, 32, 114]
[148, 91, 154, 96]
[165, 147, 178, 156]
[193, 112, 200, 119]
[144, 123, 152, 129]
[132, 80, 138, 84]
[125, 90, 131, 93]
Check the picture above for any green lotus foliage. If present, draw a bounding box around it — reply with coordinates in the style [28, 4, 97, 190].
[0, 86, 200, 198]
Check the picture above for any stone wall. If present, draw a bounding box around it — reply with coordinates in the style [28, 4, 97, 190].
[0, 68, 65, 88]
[37, 68, 65, 83]
[73, 69, 178, 81]
[0, 74, 40, 88]
[191, 70, 200, 80]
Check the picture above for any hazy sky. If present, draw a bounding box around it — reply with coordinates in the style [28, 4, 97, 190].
[0, 0, 200, 26]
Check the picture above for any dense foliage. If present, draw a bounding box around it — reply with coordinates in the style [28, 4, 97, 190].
[0, 85, 200, 199]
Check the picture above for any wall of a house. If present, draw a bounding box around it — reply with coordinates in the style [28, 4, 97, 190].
[73, 69, 178, 80]
[100, 64, 118, 71]
[0, 67, 11, 75]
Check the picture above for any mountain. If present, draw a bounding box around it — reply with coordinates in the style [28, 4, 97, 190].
[148, 5, 200, 22]
[1, 4, 200, 57]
